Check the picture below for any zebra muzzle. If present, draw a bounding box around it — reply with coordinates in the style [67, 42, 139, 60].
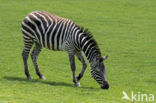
[101, 81, 109, 89]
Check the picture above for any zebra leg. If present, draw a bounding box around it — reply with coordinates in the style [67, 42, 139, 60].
[22, 40, 33, 79]
[31, 43, 46, 80]
[76, 52, 87, 81]
[68, 53, 80, 87]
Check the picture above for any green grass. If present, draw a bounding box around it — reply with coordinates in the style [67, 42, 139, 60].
[0, 0, 156, 103]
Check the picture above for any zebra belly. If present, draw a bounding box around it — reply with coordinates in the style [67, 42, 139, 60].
[43, 44, 64, 51]
[41, 38, 65, 51]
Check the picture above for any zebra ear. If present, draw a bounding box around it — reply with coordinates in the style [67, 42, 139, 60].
[102, 55, 109, 61]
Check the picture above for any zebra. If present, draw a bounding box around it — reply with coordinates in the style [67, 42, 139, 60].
[21, 11, 109, 89]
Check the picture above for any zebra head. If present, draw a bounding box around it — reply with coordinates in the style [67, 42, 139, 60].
[91, 55, 109, 89]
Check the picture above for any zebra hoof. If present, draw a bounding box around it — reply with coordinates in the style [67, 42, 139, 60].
[27, 76, 32, 80]
[40, 76, 46, 80]
[75, 82, 81, 87]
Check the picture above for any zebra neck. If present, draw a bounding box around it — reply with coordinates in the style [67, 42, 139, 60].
[90, 55, 101, 67]
[80, 35, 101, 63]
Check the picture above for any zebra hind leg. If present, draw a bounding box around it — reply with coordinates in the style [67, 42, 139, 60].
[76, 52, 87, 81]
[31, 43, 46, 80]
[68, 53, 80, 87]
[22, 40, 33, 79]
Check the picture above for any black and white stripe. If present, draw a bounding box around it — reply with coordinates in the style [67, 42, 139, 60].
[21, 11, 108, 89]
[22, 11, 101, 61]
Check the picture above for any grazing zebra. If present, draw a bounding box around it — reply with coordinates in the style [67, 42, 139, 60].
[21, 11, 109, 89]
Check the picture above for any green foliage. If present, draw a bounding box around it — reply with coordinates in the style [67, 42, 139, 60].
[0, 0, 155, 103]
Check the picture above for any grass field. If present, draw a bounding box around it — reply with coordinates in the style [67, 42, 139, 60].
[0, 0, 156, 103]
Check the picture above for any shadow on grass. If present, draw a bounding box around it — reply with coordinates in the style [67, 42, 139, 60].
[3, 76, 98, 90]
[146, 80, 156, 85]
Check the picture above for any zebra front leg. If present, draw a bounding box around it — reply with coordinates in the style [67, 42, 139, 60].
[31, 43, 45, 80]
[68, 53, 80, 87]
[76, 52, 87, 81]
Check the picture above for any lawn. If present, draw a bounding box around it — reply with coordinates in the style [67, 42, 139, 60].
[0, 0, 155, 103]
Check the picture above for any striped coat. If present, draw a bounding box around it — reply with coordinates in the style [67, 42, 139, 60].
[22, 11, 81, 52]
[21, 11, 109, 89]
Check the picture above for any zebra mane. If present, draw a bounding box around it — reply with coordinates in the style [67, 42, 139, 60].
[79, 26, 102, 56]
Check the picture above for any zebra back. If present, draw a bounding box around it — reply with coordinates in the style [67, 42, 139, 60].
[22, 11, 101, 62]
